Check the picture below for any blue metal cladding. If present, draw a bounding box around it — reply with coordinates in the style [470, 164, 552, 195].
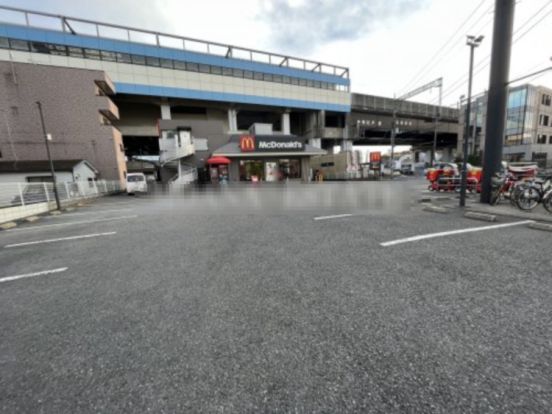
[0, 23, 350, 86]
[115, 82, 351, 112]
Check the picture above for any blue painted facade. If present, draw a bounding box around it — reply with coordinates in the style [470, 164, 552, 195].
[115, 83, 350, 112]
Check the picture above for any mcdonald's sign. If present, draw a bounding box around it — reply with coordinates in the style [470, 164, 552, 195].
[240, 135, 256, 152]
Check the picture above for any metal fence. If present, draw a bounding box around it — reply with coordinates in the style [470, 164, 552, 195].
[0, 180, 123, 209]
[0, 5, 349, 78]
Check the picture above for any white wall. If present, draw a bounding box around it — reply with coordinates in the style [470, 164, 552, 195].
[0, 171, 74, 183]
[0, 50, 350, 108]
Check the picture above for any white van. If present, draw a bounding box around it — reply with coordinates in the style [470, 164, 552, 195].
[126, 173, 148, 195]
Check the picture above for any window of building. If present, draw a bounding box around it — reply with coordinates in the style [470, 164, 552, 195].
[542, 94, 551, 106]
[537, 134, 547, 144]
[146, 56, 160, 66]
[85, 48, 101, 59]
[100, 50, 117, 61]
[68, 47, 84, 58]
[549, 136, 552, 144]
[9, 39, 29, 51]
[539, 114, 550, 126]
[160, 59, 173, 69]
[131, 54, 146, 65]
[0, 37, 9, 48]
[11, 36, 345, 91]
[116, 53, 132, 64]
[0, 148, 3, 158]
[173, 60, 187, 70]
[199, 64, 210, 73]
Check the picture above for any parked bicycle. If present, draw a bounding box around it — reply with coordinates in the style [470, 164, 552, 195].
[515, 175, 552, 211]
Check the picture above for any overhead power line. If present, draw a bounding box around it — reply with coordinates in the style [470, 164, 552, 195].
[435, 0, 552, 105]
[398, 0, 489, 95]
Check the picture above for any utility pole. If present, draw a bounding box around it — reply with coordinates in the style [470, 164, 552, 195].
[481, 0, 516, 203]
[431, 84, 442, 166]
[36, 101, 61, 210]
[390, 98, 397, 177]
[460, 35, 484, 207]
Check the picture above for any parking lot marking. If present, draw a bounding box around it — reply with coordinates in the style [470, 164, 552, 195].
[4, 232, 116, 248]
[0, 267, 68, 284]
[314, 214, 353, 221]
[380, 220, 534, 247]
[4, 215, 137, 232]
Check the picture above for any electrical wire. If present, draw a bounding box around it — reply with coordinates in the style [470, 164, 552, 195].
[398, 0, 490, 95]
[435, 0, 552, 105]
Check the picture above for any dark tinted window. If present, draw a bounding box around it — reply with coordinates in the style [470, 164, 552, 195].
[9, 39, 29, 51]
[131, 54, 146, 65]
[68, 47, 84, 58]
[222, 67, 233, 76]
[244, 70, 253, 79]
[146, 56, 160, 66]
[210, 65, 222, 75]
[199, 64, 210, 73]
[186, 62, 199, 71]
[233, 68, 243, 78]
[101, 50, 116, 61]
[85, 48, 101, 59]
[263, 73, 273, 81]
[116, 53, 132, 64]
[173, 60, 186, 70]
[0, 37, 9, 49]
[160, 58, 173, 68]
[254, 72, 263, 81]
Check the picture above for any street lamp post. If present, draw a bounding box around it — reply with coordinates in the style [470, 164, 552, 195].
[460, 35, 484, 208]
[36, 101, 61, 211]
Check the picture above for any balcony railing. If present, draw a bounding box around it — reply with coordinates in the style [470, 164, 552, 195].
[0, 5, 349, 79]
[159, 144, 195, 165]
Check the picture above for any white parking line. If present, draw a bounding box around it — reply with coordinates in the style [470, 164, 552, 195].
[314, 214, 353, 221]
[4, 215, 137, 232]
[4, 232, 116, 248]
[380, 220, 534, 247]
[0, 267, 68, 284]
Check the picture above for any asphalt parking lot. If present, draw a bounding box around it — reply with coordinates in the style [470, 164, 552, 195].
[1, 180, 551, 413]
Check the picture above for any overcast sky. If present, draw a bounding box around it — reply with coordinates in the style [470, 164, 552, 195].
[1, 0, 551, 107]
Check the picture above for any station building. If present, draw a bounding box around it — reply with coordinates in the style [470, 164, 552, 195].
[0, 6, 350, 185]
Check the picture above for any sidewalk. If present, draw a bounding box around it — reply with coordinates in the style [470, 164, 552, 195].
[422, 192, 552, 223]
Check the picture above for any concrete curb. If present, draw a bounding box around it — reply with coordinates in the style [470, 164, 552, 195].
[0, 222, 17, 230]
[423, 205, 449, 214]
[528, 222, 552, 232]
[25, 216, 40, 222]
[464, 211, 497, 222]
[50, 210, 62, 216]
[466, 207, 552, 224]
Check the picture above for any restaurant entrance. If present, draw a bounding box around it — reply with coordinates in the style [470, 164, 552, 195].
[238, 159, 301, 182]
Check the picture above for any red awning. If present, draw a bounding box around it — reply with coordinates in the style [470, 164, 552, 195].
[206, 156, 231, 165]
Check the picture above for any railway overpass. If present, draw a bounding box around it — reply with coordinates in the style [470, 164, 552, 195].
[319, 93, 460, 156]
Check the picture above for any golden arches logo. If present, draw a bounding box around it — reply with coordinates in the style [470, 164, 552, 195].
[240, 135, 255, 152]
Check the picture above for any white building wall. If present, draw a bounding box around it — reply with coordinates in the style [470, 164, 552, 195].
[0, 50, 350, 108]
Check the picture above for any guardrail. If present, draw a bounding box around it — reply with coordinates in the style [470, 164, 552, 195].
[0, 5, 349, 78]
[0, 180, 122, 209]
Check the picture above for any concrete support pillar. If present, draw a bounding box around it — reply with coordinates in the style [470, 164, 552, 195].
[281, 111, 291, 135]
[160, 104, 171, 120]
[301, 158, 310, 182]
[341, 140, 353, 152]
[308, 138, 322, 149]
[318, 110, 325, 136]
[227, 108, 238, 132]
